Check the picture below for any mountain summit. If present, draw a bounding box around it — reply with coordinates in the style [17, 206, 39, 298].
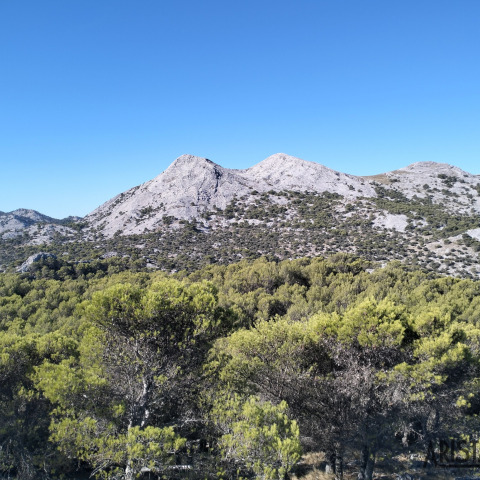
[85, 153, 377, 236]
[86, 154, 255, 236]
[3, 153, 480, 278]
[245, 153, 376, 197]
[85, 153, 480, 237]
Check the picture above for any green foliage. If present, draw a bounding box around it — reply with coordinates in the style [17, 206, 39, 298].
[213, 394, 301, 480]
[50, 418, 185, 479]
[34, 279, 231, 479]
[437, 173, 458, 188]
[0, 331, 79, 478]
[3, 256, 480, 478]
[311, 298, 409, 348]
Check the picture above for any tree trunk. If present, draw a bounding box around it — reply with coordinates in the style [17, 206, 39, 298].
[357, 445, 376, 480]
[365, 451, 375, 480]
[124, 375, 153, 480]
[325, 450, 336, 475]
[334, 452, 344, 480]
[125, 463, 134, 480]
[129, 375, 153, 428]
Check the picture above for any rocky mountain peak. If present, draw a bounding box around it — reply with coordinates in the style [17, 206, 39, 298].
[10, 209, 54, 222]
[165, 154, 216, 171]
[395, 161, 472, 177]
[252, 153, 307, 168]
[246, 153, 376, 198]
[159, 154, 223, 185]
[247, 153, 320, 173]
[81, 152, 480, 239]
[85, 154, 255, 237]
[0, 209, 75, 243]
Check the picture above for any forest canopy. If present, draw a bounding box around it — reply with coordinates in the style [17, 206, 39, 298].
[1, 254, 480, 479]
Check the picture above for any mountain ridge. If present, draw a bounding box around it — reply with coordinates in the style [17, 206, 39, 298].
[84, 153, 480, 237]
[2, 153, 480, 279]
[85, 152, 377, 237]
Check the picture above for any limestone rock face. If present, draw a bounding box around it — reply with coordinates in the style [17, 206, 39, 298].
[85, 153, 381, 236]
[0, 209, 77, 243]
[16, 252, 57, 273]
[0, 209, 54, 236]
[157, 154, 255, 213]
[368, 161, 480, 215]
[86, 155, 256, 237]
[74, 153, 480, 238]
[244, 153, 376, 198]
[6, 156, 480, 241]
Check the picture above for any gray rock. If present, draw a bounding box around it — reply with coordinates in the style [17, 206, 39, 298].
[395, 474, 415, 480]
[0, 209, 77, 244]
[17, 253, 57, 273]
[85, 153, 480, 238]
[85, 153, 377, 237]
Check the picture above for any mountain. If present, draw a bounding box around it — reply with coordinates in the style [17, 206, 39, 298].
[0, 210, 81, 270]
[244, 153, 376, 198]
[86, 154, 255, 237]
[86, 153, 379, 236]
[363, 161, 480, 214]
[0, 209, 54, 235]
[85, 154, 480, 238]
[2, 153, 480, 278]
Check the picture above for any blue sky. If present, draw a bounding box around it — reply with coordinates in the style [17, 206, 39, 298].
[1, 0, 479, 218]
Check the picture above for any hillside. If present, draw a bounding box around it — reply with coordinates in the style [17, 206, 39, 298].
[84, 153, 378, 237]
[0, 209, 77, 243]
[84, 155, 480, 238]
[3, 256, 480, 479]
[1, 153, 480, 278]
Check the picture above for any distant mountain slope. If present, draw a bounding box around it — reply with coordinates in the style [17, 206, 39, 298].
[244, 153, 376, 197]
[0, 209, 76, 243]
[86, 153, 480, 238]
[364, 161, 480, 215]
[86, 153, 380, 236]
[86, 154, 256, 237]
[3, 153, 480, 279]
[0, 209, 56, 237]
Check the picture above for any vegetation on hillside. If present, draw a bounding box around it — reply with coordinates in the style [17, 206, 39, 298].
[2, 255, 480, 479]
[2, 188, 480, 280]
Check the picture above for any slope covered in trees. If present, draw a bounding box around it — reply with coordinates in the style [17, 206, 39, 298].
[3, 180, 480, 280]
[1, 255, 480, 479]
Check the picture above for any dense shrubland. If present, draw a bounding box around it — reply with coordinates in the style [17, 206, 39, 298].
[2, 189, 480, 279]
[2, 255, 480, 479]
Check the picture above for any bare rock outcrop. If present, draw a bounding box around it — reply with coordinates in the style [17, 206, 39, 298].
[17, 252, 57, 273]
[81, 153, 480, 238]
[86, 153, 380, 237]
[365, 161, 480, 214]
[245, 153, 376, 197]
[0, 209, 54, 236]
[86, 155, 256, 237]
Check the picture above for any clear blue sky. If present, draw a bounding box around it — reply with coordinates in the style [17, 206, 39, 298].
[1, 0, 479, 218]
